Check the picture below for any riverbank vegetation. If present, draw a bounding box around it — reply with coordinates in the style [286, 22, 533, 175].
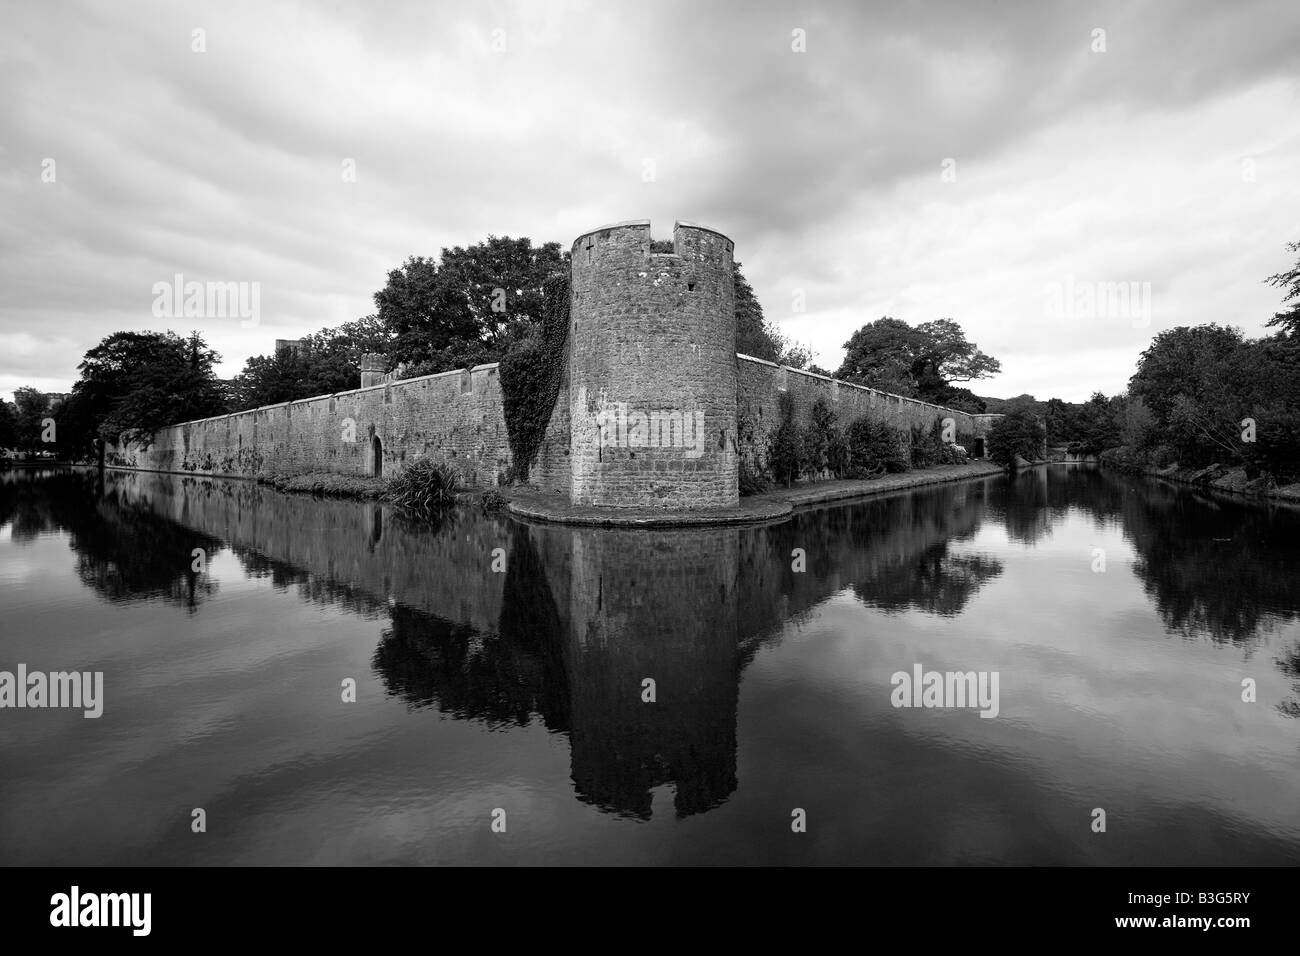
[1098, 243, 1300, 490]
[384, 458, 459, 514]
[260, 459, 505, 515]
[258, 471, 385, 498]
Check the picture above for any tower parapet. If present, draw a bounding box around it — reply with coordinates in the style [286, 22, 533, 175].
[567, 220, 738, 509]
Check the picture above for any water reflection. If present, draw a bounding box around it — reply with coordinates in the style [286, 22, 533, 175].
[3, 464, 1299, 845]
[1, 469, 223, 610]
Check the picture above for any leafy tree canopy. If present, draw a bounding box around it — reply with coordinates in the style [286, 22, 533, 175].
[375, 236, 568, 373]
[1265, 240, 1300, 338]
[836, 316, 999, 410]
[72, 330, 226, 443]
[12, 387, 50, 454]
[0, 397, 16, 450]
[986, 408, 1046, 468]
[734, 262, 814, 368]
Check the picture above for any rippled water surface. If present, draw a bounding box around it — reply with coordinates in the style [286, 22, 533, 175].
[1, 465, 1298, 865]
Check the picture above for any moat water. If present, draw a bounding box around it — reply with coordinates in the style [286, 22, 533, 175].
[2, 465, 1298, 865]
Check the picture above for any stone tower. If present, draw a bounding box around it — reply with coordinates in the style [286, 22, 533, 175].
[359, 353, 386, 389]
[567, 220, 738, 509]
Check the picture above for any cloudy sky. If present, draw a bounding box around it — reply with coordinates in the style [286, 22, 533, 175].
[2, 0, 1297, 403]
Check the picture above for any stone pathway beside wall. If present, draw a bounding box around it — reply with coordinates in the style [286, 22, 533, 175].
[507, 461, 1005, 527]
[760, 461, 1005, 510]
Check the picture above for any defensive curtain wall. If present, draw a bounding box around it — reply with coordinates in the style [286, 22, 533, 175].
[107, 221, 1000, 509]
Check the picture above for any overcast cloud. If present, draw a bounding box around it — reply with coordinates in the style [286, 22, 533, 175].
[2, 0, 1298, 402]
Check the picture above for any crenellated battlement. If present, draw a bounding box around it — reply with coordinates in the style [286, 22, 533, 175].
[570, 220, 734, 280]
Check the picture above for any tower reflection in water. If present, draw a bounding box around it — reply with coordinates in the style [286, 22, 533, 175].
[14, 465, 1293, 828]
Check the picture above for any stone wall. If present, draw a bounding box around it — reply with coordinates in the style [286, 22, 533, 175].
[108, 363, 515, 489]
[735, 355, 984, 474]
[107, 351, 994, 498]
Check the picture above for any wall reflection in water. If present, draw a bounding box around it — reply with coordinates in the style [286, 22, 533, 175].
[3, 463, 1298, 828]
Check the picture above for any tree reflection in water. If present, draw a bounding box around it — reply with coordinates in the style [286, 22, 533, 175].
[10, 463, 1300, 823]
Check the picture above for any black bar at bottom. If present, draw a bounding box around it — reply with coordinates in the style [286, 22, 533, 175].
[0, 866, 1286, 943]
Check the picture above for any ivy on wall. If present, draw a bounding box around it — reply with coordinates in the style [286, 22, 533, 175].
[499, 272, 570, 482]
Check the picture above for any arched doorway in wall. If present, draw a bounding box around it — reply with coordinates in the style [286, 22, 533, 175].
[973, 437, 986, 459]
[372, 436, 383, 477]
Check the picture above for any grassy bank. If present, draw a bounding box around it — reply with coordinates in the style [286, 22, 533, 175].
[256, 467, 507, 513]
[763, 460, 1005, 508]
[257, 471, 386, 498]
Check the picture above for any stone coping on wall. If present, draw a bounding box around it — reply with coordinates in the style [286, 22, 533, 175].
[505, 489, 792, 528]
[735, 353, 986, 420]
[505, 462, 1006, 527]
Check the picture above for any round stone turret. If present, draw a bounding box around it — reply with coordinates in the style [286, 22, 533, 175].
[567, 220, 738, 509]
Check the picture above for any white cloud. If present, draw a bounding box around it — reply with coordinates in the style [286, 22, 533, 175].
[2, 0, 1298, 403]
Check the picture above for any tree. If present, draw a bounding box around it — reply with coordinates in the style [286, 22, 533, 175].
[50, 390, 99, 461]
[911, 318, 1002, 388]
[779, 342, 815, 369]
[375, 237, 568, 374]
[986, 409, 1045, 469]
[1042, 393, 1122, 452]
[302, 314, 393, 357]
[732, 262, 819, 367]
[767, 392, 802, 486]
[734, 262, 784, 362]
[375, 255, 479, 370]
[845, 417, 909, 476]
[1237, 336, 1300, 480]
[0, 397, 16, 450]
[1265, 240, 1300, 338]
[1044, 397, 1075, 443]
[1129, 324, 1247, 465]
[233, 346, 355, 410]
[12, 387, 50, 456]
[1072, 392, 1122, 454]
[72, 331, 227, 444]
[984, 393, 1040, 415]
[836, 317, 922, 395]
[1116, 394, 1156, 449]
[836, 317, 1000, 407]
